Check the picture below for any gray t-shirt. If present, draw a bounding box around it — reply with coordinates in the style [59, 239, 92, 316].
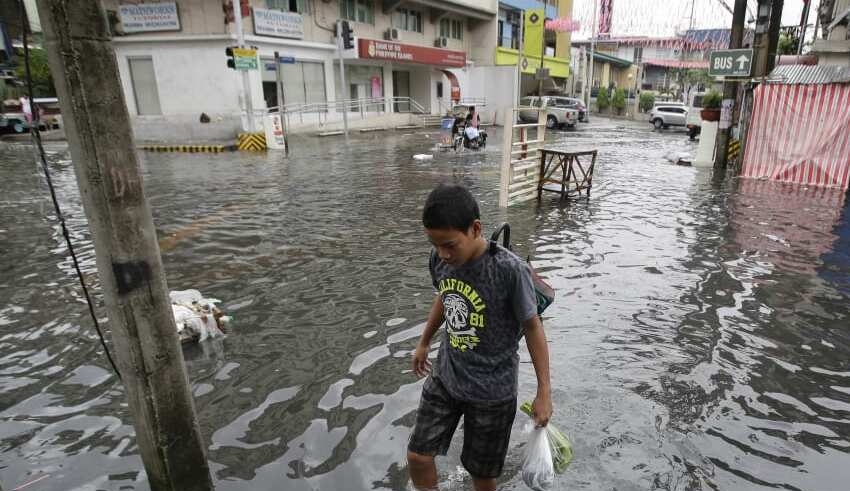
[429, 242, 538, 403]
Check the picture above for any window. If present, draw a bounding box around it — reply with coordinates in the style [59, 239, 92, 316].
[261, 60, 327, 110]
[393, 8, 422, 33]
[498, 9, 520, 49]
[439, 19, 462, 40]
[633, 46, 643, 62]
[128, 57, 161, 115]
[267, 0, 306, 13]
[341, 0, 374, 24]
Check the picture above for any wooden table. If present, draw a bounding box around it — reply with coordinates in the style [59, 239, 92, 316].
[537, 148, 597, 201]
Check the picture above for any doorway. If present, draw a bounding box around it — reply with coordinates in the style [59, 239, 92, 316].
[128, 57, 162, 115]
[393, 70, 410, 112]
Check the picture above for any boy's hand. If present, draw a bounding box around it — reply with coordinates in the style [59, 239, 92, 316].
[532, 392, 553, 427]
[412, 342, 432, 377]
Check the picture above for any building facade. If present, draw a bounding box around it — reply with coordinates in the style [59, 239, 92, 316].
[104, 0, 499, 140]
[812, 0, 850, 66]
[104, 0, 575, 140]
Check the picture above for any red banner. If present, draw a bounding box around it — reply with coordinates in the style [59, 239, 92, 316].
[358, 39, 466, 68]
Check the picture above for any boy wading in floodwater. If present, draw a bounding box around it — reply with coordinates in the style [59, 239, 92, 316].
[408, 184, 553, 491]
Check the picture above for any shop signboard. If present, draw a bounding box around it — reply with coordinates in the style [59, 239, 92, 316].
[119, 2, 180, 33]
[253, 8, 304, 39]
[357, 39, 465, 68]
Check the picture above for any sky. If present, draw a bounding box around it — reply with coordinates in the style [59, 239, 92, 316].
[570, 0, 820, 40]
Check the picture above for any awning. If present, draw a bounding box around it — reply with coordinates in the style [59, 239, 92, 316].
[441, 70, 460, 102]
[643, 59, 709, 69]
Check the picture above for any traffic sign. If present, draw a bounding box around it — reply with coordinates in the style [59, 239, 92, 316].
[233, 47, 258, 70]
[278, 56, 295, 64]
[708, 49, 753, 77]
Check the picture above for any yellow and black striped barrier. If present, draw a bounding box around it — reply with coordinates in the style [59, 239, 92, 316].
[237, 132, 267, 151]
[139, 144, 232, 153]
[728, 138, 741, 161]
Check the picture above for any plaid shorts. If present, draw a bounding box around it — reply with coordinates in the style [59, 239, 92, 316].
[408, 376, 517, 479]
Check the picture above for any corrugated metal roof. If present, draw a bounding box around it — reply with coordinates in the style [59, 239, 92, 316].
[767, 64, 850, 85]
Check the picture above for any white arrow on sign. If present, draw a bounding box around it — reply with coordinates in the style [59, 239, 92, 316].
[735, 55, 750, 70]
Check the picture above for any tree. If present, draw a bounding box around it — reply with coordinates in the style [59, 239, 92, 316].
[14, 48, 56, 97]
[612, 88, 626, 114]
[684, 69, 712, 92]
[596, 87, 610, 112]
[778, 34, 799, 55]
[639, 92, 655, 112]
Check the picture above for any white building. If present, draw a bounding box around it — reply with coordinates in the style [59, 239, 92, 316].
[103, 0, 499, 141]
[812, 0, 850, 66]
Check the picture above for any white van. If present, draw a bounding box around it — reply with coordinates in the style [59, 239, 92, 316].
[685, 92, 706, 140]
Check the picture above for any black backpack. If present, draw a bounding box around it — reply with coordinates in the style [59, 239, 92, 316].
[489, 223, 555, 316]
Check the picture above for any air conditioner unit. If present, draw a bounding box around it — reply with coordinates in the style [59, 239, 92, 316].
[435, 37, 449, 48]
[384, 28, 401, 41]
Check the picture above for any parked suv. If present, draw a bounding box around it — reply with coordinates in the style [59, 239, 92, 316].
[649, 104, 688, 130]
[519, 96, 579, 129]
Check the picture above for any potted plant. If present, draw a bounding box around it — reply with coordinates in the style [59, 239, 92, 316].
[700, 89, 722, 122]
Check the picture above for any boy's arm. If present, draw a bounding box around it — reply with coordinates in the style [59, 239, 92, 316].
[413, 294, 444, 377]
[524, 315, 552, 427]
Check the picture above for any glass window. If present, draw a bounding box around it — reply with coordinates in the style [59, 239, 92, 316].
[497, 9, 520, 48]
[341, 0, 373, 24]
[394, 8, 422, 33]
[439, 19, 462, 40]
[267, 0, 305, 13]
[261, 60, 327, 111]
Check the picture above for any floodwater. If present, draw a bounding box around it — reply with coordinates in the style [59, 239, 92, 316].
[1, 119, 849, 491]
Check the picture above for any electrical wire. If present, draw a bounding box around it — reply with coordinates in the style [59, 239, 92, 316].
[19, 0, 122, 381]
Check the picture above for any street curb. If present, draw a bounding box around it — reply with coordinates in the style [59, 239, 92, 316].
[138, 144, 237, 153]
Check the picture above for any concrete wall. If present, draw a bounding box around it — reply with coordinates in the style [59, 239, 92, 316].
[462, 65, 516, 124]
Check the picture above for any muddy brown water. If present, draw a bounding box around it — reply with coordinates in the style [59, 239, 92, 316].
[1, 119, 849, 490]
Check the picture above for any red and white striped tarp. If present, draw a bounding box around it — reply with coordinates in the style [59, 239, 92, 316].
[741, 82, 850, 190]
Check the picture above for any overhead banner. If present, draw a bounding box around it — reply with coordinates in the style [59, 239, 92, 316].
[598, 0, 613, 38]
[523, 8, 544, 59]
[119, 2, 180, 33]
[358, 39, 465, 67]
[253, 8, 304, 39]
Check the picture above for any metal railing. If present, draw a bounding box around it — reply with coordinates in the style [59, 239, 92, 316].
[265, 96, 428, 127]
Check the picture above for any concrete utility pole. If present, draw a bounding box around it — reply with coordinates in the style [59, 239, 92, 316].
[766, 0, 784, 74]
[336, 20, 350, 140]
[35, 2, 214, 490]
[233, 0, 256, 132]
[587, 0, 598, 109]
[274, 51, 290, 155]
[713, 0, 748, 170]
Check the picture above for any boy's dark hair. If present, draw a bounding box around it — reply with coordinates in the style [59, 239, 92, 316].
[422, 184, 480, 230]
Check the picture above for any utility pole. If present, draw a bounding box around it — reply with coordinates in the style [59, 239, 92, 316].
[587, 0, 598, 115]
[516, 17, 525, 104]
[798, 0, 811, 55]
[274, 51, 290, 155]
[35, 2, 214, 490]
[233, 0, 256, 132]
[766, 0, 784, 74]
[336, 20, 350, 140]
[713, 0, 747, 170]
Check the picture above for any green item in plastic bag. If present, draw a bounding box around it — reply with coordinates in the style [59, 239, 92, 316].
[520, 401, 573, 474]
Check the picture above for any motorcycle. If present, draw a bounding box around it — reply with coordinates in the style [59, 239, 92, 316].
[451, 118, 487, 151]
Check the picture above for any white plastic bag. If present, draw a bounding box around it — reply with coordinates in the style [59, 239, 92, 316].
[522, 427, 555, 490]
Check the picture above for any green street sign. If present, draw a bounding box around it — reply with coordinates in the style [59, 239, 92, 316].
[233, 47, 258, 71]
[708, 49, 753, 77]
